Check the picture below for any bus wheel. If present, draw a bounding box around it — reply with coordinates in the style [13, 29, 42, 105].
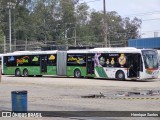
[15, 69, 21, 77]
[116, 70, 125, 80]
[23, 69, 28, 77]
[74, 69, 81, 78]
[36, 75, 42, 77]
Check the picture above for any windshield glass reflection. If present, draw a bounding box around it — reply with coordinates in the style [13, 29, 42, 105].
[142, 50, 158, 69]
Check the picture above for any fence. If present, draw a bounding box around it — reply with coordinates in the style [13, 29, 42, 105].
[0, 37, 127, 53]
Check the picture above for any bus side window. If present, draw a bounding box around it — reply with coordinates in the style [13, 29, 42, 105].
[47, 54, 57, 66]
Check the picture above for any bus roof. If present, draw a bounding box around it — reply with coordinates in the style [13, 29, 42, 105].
[3, 50, 58, 56]
[89, 47, 142, 53]
[1, 48, 157, 56]
[67, 47, 156, 54]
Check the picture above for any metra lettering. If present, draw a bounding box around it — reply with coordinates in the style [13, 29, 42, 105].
[68, 57, 84, 64]
[17, 58, 28, 64]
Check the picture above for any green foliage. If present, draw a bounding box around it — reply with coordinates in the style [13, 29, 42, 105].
[0, 0, 142, 51]
[0, 28, 4, 52]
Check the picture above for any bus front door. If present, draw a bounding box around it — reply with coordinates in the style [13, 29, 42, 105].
[128, 54, 141, 78]
[40, 55, 47, 73]
[86, 54, 94, 75]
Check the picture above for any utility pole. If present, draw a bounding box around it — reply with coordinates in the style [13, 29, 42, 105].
[64, 28, 69, 50]
[74, 27, 77, 47]
[4, 35, 6, 53]
[7, 2, 16, 52]
[74, 0, 78, 47]
[9, 7, 11, 52]
[14, 11, 16, 51]
[25, 38, 27, 50]
[103, 0, 108, 47]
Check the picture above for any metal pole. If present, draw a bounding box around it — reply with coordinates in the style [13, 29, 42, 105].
[9, 8, 12, 52]
[4, 35, 6, 53]
[103, 0, 108, 47]
[25, 38, 27, 50]
[74, 28, 77, 47]
[65, 28, 68, 50]
[14, 12, 16, 51]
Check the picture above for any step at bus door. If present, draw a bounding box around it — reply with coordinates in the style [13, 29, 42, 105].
[86, 54, 94, 75]
[40, 55, 47, 73]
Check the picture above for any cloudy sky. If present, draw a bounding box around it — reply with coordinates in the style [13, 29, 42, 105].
[82, 0, 160, 38]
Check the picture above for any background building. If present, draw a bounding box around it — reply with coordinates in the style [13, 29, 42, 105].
[128, 37, 160, 49]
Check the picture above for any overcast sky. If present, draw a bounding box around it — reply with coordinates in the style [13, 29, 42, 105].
[82, 0, 160, 38]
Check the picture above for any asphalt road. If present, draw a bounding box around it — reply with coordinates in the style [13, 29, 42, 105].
[0, 75, 160, 120]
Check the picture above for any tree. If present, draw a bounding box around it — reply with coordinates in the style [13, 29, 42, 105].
[0, 0, 142, 52]
[88, 11, 104, 45]
[123, 17, 142, 39]
[76, 2, 89, 25]
[0, 28, 4, 53]
[73, 2, 93, 46]
[87, 11, 142, 47]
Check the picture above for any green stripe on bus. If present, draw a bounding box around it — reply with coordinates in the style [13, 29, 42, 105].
[95, 67, 108, 78]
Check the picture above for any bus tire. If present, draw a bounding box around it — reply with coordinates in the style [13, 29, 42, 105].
[74, 69, 81, 78]
[15, 69, 21, 77]
[116, 70, 125, 80]
[36, 75, 42, 77]
[23, 69, 28, 77]
[29, 75, 34, 77]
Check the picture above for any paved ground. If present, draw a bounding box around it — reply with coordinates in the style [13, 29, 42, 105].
[0, 75, 160, 120]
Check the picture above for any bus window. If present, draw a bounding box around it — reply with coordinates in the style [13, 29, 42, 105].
[47, 54, 57, 66]
[142, 50, 159, 69]
[6, 56, 17, 66]
[67, 54, 86, 66]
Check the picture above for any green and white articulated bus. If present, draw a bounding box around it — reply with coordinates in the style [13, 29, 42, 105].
[2, 47, 159, 80]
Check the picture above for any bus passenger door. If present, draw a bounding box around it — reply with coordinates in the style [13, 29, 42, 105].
[40, 55, 47, 73]
[128, 54, 142, 78]
[86, 54, 94, 75]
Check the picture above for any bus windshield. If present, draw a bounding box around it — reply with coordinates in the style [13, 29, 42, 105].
[142, 50, 159, 69]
